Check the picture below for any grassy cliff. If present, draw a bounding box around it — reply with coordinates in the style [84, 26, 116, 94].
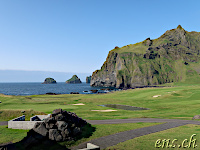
[91, 25, 200, 88]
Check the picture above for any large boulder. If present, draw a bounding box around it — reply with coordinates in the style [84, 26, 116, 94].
[31, 109, 87, 142]
[52, 108, 63, 115]
[192, 115, 200, 120]
[33, 122, 49, 137]
[56, 121, 68, 131]
[49, 129, 63, 141]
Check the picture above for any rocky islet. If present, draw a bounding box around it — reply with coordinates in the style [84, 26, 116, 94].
[42, 77, 57, 84]
[66, 75, 82, 84]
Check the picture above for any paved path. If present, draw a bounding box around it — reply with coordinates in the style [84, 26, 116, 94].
[71, 118, 200, 150]
[0, 121, 8, 126]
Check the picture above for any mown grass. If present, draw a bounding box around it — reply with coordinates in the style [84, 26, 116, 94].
[0, 125, 28, 144]
[106, 124, 200, 150]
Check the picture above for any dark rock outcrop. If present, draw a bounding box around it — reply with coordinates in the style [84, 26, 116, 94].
[42, 77, 57, 84]
[70, 92, 79, 94]
[26, 109, 87, 143]
[86, 76, 91, 83]
[90, 90, 98, 93]
[66, 75, 82, 84]
[91, 25, 200, 88]
[46, 92, 57, 95]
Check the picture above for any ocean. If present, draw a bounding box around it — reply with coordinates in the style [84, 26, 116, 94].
[0, 82, 116, 96]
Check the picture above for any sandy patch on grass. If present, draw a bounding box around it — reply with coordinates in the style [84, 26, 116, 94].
[153, 95, 161, 98]
[167, 91, 177, 94]
[71, 103, 85, 105]
[91, 109, 117, 112]
[0, 94, 12, 97]
[173, 117, 192, 119]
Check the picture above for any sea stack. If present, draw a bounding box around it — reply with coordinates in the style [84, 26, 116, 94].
[42, 77, 57, 84]
[86, 76, 91, 83]
[66, 75, 82, 84]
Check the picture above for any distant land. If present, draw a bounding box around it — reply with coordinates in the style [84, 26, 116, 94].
[0, 70, 90, 82]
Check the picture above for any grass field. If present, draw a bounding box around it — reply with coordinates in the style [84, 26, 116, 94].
[1, 84, 200, 149]
[106, 124, 200, 150]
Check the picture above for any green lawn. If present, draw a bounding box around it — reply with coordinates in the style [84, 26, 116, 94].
[106, 124, 200, 150]
[0, 125, 28, 144]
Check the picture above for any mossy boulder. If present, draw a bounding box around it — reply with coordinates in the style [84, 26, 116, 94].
[42, 77, 57, 84]
[66, 75, 82, 84]
[91, 25, 200, 88]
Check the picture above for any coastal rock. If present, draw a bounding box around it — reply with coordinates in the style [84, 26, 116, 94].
[86, 76, 92, 83]
[90, 90, 98, 93]
[192, 115, 200, 120]
[46, 92, 57, 95]
[91, 25, 200, 88]
[70, 92, 79, 94]
[66, 75, 82, 84]
[42, 77, 57, 84]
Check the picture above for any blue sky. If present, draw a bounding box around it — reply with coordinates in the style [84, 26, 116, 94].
[1, 0, 200, 74]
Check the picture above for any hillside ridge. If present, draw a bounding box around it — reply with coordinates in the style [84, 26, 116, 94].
[90, 25, 200, 88]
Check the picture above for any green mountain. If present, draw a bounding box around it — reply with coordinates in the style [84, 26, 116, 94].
[90, 25, 200, 88]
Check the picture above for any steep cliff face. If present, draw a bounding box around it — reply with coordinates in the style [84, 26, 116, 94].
[86, 76, 91, 83]
[91, 25, 200, 88]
